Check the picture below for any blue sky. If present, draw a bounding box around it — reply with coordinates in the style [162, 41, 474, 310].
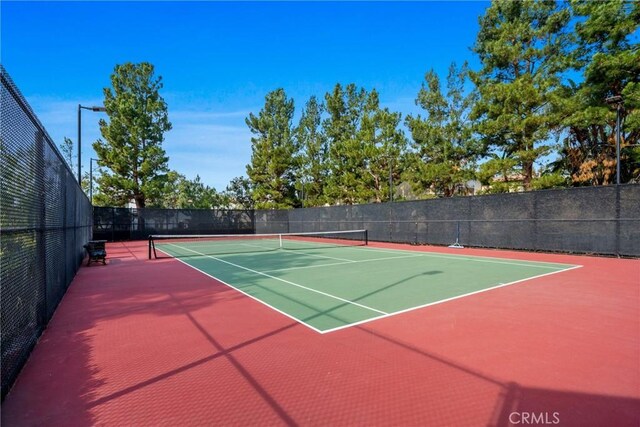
[2, 1, 489, 190]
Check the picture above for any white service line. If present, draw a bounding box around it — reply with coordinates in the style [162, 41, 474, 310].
[339, 245, 579, 270]
[157, 242, 583, 334]
[203, 243, 356, 264]
[283, 250, 357, 263]
[319, 264, 584, 334]
[238, 242, 281, 251]
[262, 253, 425, 273]
[157, 248, 324, 334]
[166, 243, 388, 315]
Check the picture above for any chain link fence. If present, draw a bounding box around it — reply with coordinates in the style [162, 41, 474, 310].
[254, 209, 289, 234]
[93, 207, 255, 240]
[274, 185, 640, 257]
[1, 67, 93, 399]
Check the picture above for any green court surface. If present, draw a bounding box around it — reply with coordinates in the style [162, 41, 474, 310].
[156, 239, 579, 333]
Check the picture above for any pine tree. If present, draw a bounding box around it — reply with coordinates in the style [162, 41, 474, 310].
[366, 106, 406, 203]
[323, 84, 406, 204]
[245, 89, 298, 209]
[554, 0, 640, 185]
[93, 62, 172, 207]
[405, 63, 480, 197]
[159, 173, 222, 209]
[224, 176, 254, 209]
[471, 0, 572, 191]
[323, 83, 364, 204]
[296, 96, 328, 207]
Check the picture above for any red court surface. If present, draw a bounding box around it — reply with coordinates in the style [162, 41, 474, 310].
[2, 241, 639, 426]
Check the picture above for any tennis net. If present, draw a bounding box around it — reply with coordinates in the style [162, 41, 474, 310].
[149, 229, 368, 259]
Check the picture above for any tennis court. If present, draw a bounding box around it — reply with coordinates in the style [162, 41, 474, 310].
[3, 239, 638, 426]
[150, 231, 580, 333]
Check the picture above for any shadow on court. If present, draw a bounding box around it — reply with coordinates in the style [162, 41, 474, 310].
[489, 382, 640, 426]
[208, 269, 444, 330]
[356, 327, 640, 426]
[2, 241, 638, 426]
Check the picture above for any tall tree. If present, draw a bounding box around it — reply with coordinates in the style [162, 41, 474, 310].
[553, 0, 640, 185]
[365, 105, 407, 203]
[296, 96, 328, 207]
[224, 176, 254, 209]
[159, 172, 222, 209]
[323, 83, 368, 204]
[175, 174, 221, 209]
[245, 88, 298, 209]
[471, 0, 572, 191]
[323, 83, 405, 204]
[93, 62, 172, 208]
[405, 63, 481, 197]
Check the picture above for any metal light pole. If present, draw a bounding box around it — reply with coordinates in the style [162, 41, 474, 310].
[389, 160, 393, 203]
[78, 104, 106, 183]
[89, 158, 99, 204]
[300, 176, 307, 207]
[380, 154, 394, 203]
[615, 102, 622, 185]
[605, 95, 623, 185]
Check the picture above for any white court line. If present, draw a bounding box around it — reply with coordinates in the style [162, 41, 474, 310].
[279, 249, 356, 263]
[166, 243, 388, 315]
[338, 245, 579, 270]
[319, 264, 584, 334]
[158, 242, 582, 334]
[157, 248, 324, 334]
[262, 254, 425, 273]
[171, 240, 357, 263]
[184, 239, 575, 271]
[278, 237, 578, 269]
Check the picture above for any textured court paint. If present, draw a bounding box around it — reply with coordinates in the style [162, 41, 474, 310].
[184, 255, 383, 331]
[2, 241, 638, 426]
[157, 242, 577, 332]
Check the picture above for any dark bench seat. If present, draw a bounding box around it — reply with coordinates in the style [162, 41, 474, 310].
[84, 240, 107, 266]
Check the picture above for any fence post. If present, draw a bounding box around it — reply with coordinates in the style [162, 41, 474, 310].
[615, 185, 621, 257]
[533, 191, 539, 251]
[36, 129, 48, 326]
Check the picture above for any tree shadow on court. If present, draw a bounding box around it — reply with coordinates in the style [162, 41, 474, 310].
[1, 290, 106, 426]
[227, 271, 442, 329]
[347, 270, 442, 302]
[72, 252, 303, 425]
[76, 256, 244, 323]
[488, 382, 640, 426]
[302, 270, 443, 326]
[2, 242, 304, 426]
[86, 318, 300, 425]
[356, 327, 640, 426]
[6, 241, 638, 426]
[64, 269, 452, 425]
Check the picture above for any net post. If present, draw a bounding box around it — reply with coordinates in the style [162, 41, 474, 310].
[148, 235, 153, 259]
[365, 229, 368, 246]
